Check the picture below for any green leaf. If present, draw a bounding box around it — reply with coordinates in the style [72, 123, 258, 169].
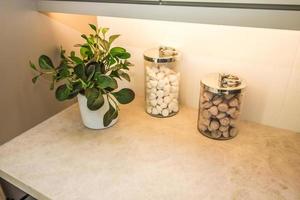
[85, 88, 104, 111]
[38, 55, 54, 70]
[69, 53, 83, 65]
[80, 46, 92, 59]
[119, 71, 130, 82]
[103, 101, 118, 127]
[74, 64, 86, 80]
[55, 84, 71, 101]
[29, 61, 37, 70]
[81, 34, 88, 40]
[118, 52, 131, 59]
[68, 82, 82, 99]
[85, 88, 99, 100]
[108, 34, 120, 45]
[110, 47, 126, 56]
[102, 27, 109, 35]
[60, 47, 66, 59]
[56, 62, 70, 80]
[86, 64, 95, 81]
[108, 55, 117, 66]
[110, 47, 130, 59]
[88, 94, 104, 111]
[109, 70, 121, 80]
[89, 24, 97, 32]
[112, 88, 135, 104]
[94, 62, 103, 74]
[32, 75, 39, 84]
[95, 74, 117, 89]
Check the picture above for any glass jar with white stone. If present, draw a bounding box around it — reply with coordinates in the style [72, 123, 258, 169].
[198, 73, 246, 140]
[144, 47, 181, 117]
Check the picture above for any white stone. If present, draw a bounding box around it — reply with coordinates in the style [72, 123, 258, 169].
[162, 109, 169, 117]
[156, 90, 164, 98]
[161, 67, 171, 75]
[168, 74, 177, 82]
[146, 66, 151, 73]
[146, 106, 152, 114]
[163, 96, 171, 104]
[151, 67, 159, 74]
[171, 80, 179, 86]
[151, 107, 159, 115]
[171, 99, 178, 105]
[150, 88, 157, 93]
[148, 93, 156, 100]
[156, 105, 162, 114]
[157, 79, 166, 89]
[164, 77, 170, 85]
[157, 72, 165, 79]
[150, 99, 157, 107]
[149, 80, 158, 88]
[147, 71, 156, 79]
[170, 86, 178, 93]
[163, 85, 170, 95]
[159, 65, 167, 70]
[168, 102, 175, 111]
[170, 92, 179, 99]
[146, 82, 152, 89]
[172, 104, 179, 112]
[160, 102, 167, 109]
[157, 97, 163, 105]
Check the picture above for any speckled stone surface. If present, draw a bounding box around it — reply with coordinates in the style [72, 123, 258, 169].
[0, 98, 299, 200]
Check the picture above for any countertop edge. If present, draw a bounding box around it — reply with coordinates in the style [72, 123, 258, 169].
[0, 169, 51, 200]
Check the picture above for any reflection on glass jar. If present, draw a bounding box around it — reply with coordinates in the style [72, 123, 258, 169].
[144, 47, 181, 117]
[198, 73, 246, 140]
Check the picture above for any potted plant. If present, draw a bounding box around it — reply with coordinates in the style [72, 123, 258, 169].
[29, 24, 135, 129]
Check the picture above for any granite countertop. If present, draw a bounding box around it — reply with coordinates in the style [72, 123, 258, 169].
[0, 98, 299, 200]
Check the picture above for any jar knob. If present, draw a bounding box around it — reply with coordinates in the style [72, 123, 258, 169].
[218, 73, 241, 88]
[159, 46, 178, 57]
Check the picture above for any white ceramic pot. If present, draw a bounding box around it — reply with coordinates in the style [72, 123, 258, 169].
[77, 94, 118, 129]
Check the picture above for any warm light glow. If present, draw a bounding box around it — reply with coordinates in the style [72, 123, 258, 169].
[45, 12, 97, 34]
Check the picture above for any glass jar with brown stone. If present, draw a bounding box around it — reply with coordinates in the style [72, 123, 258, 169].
[198, 73, 246, 140]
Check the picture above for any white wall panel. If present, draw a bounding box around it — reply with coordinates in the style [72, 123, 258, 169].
[98, 16, 300, 131]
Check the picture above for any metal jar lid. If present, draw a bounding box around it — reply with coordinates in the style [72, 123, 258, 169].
[143, 46, 180, 63]
[201, 73, 246, 94]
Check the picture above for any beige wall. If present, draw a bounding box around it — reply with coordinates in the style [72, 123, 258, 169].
[0, 0, 85, 144]
[45, 12, 97, 34]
